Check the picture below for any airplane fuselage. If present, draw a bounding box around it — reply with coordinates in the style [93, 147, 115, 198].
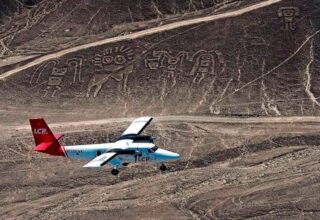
[62, 142, 179, 169]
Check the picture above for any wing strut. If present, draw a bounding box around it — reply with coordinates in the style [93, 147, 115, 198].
[83, 152, 117, 168]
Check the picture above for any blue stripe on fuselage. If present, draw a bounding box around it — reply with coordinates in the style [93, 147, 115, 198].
[64, 143, 156, 162]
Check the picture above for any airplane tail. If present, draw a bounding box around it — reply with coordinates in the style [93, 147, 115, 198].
[30, 118, 65, 156]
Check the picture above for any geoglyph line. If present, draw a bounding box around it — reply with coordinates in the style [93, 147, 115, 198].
[304, 38, 320, 107]
[218, 29, 320, 104]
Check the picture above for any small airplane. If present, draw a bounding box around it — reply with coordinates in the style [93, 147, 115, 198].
[30, 117, 180, 175]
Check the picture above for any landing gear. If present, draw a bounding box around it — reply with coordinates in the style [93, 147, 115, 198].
[111, 169, 119, 176]
[160, 164, 167, 171]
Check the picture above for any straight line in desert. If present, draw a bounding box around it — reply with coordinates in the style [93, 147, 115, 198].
[11, 115, 320, 130]
[0, 0, 281, 81]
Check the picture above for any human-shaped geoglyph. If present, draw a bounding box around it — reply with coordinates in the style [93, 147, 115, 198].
[145, 50, 188, 102]
[188, 50, 224, 84]
[278, 7, 300, 30]
[145, 50, 188, 77]
[44, 67, 67, 97]
[30, 57, 83, 97]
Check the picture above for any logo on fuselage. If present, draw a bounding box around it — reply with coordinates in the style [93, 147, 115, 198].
[137, 156, 150, 162]
[33, 128, 48, 135]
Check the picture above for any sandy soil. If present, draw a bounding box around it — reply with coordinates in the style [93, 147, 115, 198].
[1, 118, 320, 219]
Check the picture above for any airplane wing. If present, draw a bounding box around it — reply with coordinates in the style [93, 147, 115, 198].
[120, 117, 153, 137]
[83, 152, 117, 168]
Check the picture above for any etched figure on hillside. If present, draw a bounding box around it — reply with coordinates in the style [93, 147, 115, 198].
[189, 51, 214, 83]
[30, 57, 84, 97]
[241, 21, 268, 77]
[187, 50, 225, 84]
[145, 50, 188, 102]
[92, 46, 134, 71]
[278, 7, 300, 30]
[30, 60, 59, 84]
[86, 46, 135, 98]
[68, 58, 83, 84]
[145, 50, 188, 77]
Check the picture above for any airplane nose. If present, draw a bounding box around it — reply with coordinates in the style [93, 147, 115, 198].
[156, 149, 180, 161]
[170, 152, 180, 160]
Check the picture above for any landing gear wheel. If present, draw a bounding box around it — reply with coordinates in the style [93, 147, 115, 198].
[111, 169, 119, 176]
[160, 164, 167, 171]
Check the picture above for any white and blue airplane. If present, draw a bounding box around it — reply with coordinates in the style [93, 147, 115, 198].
[30, 117, 180, 175]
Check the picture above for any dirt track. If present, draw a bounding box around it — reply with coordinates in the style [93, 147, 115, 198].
[9, 115, 320, 131]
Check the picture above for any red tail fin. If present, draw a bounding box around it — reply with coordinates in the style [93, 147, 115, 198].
[30, 119, 65, 156]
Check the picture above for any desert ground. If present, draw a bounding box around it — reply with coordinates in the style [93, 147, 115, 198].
[1, 116, 320, 219]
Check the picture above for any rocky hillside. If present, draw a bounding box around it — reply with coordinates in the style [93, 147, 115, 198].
[0, 0, 320, 124]
[0, 0, 244, 57]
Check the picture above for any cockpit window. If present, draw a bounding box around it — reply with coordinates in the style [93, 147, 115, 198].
[148, 146, 158, 153]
